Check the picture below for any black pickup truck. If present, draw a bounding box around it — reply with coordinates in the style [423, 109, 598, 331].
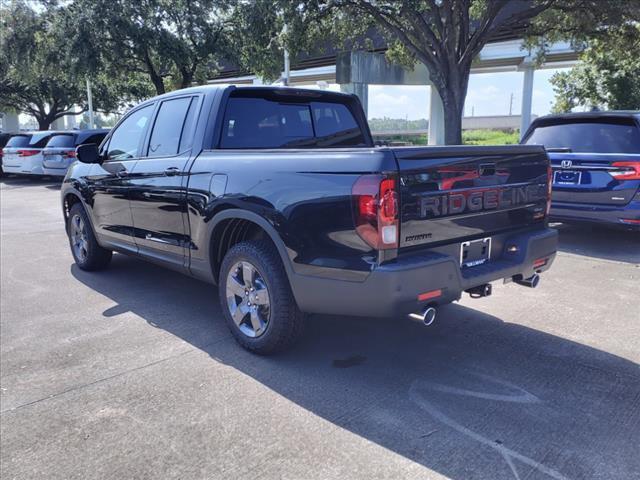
[62, 85, 557, 354]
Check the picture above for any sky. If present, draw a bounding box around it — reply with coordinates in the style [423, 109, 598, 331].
[366, 68, 570, 120]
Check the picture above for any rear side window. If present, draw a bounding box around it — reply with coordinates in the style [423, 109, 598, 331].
[5, 135, 31, 148]
[46, 134, 76, 148]
[220, 96, 366, 149]
[147, 97, 193, 157]
[29, 132, 56, 148]
[525, 119, 640, 153]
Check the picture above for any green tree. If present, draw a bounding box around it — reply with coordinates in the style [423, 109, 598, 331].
[66, 0, 233, 95]
[549, 24, 640, 112]
[271, 0, 639, 144]
[0, 1, 148, 130]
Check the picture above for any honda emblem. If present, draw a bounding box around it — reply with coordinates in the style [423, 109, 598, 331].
[561, 160, 573, 169]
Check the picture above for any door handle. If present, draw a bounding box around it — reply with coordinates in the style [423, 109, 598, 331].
[164, 167, 181, 176]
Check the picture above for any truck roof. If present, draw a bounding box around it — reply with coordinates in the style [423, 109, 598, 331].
[139, 84, 356, 106]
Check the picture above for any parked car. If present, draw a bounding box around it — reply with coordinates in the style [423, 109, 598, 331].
[62, 85, 557, 354]
[42, 129, 110, 177]
[2, 131, 62, 176]
[522, 111, 640, 230]
[0, 132, 16, 176]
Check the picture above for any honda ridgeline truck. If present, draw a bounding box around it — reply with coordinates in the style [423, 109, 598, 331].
[62, 86, 557, 354]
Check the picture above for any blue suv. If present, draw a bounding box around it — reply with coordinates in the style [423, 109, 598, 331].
[523, 112, 640, 231]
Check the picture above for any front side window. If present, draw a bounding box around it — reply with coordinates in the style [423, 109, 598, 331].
[220, 96, 365, 149]
[147, 97, 193, 157]
[107, 105, 154, 160]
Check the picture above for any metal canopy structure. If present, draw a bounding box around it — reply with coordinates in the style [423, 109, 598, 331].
[208, 39, 579, 145]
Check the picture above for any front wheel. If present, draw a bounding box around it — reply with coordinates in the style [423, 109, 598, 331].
[67, 203, 112, 271]
[218, 240, 304, 355]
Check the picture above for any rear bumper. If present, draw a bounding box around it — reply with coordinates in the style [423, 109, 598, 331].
[42, 166, 69, 177]
[290, 227, 558, 317]
[1, 158, 44, 175]
[550, 199, 640, 230]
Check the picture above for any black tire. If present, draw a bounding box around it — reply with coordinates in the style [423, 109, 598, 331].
[218, 239, 304, 355]
[67, 203, 112, 271]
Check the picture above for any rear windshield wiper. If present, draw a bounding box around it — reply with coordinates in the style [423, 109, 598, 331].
[545, 147, 572, 153]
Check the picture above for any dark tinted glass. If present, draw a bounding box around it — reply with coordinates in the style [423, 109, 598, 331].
[148, 97, 192, 157]
[179, 98, 198, 152]
[46, 134, 76, 148]
[220, 96, 365, 149]
[5, 135, 31, 148]
[525, 119, 640, 153]
[81, 133, 108, 145]
[29, 132, 56, 148]
[107, 105, 154, 160]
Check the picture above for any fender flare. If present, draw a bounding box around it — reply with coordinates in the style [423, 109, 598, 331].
[207, 208, 295, 279]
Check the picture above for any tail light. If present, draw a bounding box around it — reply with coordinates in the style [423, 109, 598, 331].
[611, 161, 640, 180]
[65, 150, 76, 158]
[17, 149, 39, 157]
[545, 164, 552, 216]
[352, 174, 399, 250]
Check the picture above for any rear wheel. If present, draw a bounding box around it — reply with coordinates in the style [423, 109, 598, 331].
[219, 240, 304, 354]
[67, 203, 112, 271]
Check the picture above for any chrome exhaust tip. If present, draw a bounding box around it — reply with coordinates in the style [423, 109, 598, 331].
[408, 306, 437, 326]
[514, 273, 540, 288]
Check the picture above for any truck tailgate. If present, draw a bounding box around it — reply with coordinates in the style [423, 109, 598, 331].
[393, 145, 549, 248]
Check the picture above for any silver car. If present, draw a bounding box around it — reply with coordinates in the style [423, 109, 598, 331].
[42, 129, 109, 177]
[1, 131, 61, 176]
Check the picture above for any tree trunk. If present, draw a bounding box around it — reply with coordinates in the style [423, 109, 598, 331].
[36, 116, 53, 131]
[433, 62, 471, 145]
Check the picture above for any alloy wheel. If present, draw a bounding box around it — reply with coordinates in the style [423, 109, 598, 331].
[225, 261, 271, 338]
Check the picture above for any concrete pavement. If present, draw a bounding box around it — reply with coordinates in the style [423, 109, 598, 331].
[1, 176, 639, 479]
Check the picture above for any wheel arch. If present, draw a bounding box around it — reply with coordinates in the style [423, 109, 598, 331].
[207, 209, 294, 284]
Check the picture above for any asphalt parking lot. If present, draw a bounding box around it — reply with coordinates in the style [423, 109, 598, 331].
[1, 176, 639, 480]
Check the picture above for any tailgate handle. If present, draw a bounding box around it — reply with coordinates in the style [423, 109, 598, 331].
[479, 163, 496, 176]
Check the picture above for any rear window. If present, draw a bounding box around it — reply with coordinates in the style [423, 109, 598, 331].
[5, 135, 31, 148]
[525, 118, 640, 153]
[46, 134, 76, 148]
[29, 132, 56, 148]
[220, 96, 366, 149]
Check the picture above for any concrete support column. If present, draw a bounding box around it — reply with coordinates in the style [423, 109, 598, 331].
[1, 111, 20, 131]
[340, 82, 368, 117]
[428, 85, 445, 145]
[520, 65, 535, 139]
[52, 117, 66, 130]
[65, 115, 78, 129]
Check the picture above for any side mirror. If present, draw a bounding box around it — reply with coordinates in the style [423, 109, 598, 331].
[76, 143, 102, 164]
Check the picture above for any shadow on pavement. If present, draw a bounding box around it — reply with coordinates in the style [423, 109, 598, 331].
[71, 255, 640, 480]
[553, 223, 640, 264]
[0, 174, 62, 190]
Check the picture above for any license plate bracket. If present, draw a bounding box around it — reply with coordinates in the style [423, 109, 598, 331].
[460, 237, 491, 268]
[553, 170, 582, 185]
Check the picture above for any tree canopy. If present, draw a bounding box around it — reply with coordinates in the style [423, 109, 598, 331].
[274, 0, 640, 144]
[0, 0, 150, 130]
[550, 24, 640, 112]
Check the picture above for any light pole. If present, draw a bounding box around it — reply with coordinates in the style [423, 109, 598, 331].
[86, 78, 95, 129]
